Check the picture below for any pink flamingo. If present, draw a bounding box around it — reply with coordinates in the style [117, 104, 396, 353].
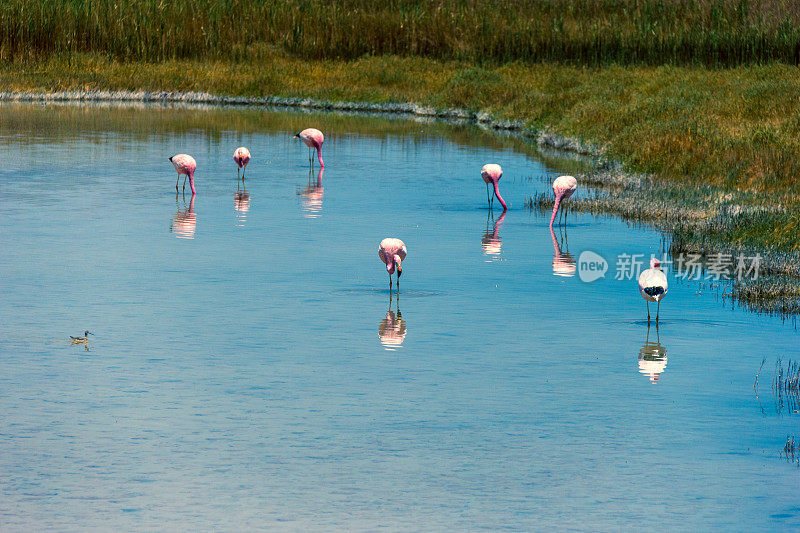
[294, 128, 324, 168]
[233, 147, 251, 179]
[480, 163, 507, 211]
[379, 238, 407, 291]
[169, 154, 197, 195]
[550, 175, 578, 227]
[638, 258, 668, 324]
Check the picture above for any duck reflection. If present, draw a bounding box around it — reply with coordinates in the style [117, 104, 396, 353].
[299, 167, 324, 218]
[638, 325, 668, 383]
[550, 225, 576, 277]
[379, 292, 407, 351]
[481, 210, 506, 259]
[234, 180, 250, 227]
[172, 193, 196, 239]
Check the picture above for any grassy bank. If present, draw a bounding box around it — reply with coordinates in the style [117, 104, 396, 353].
[4, 53, 800, 198]
[3, 0, 800, 66]
[3, 52, 800, 311]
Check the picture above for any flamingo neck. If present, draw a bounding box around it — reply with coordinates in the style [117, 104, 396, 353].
[317, 147, 324, 168]
[492, 181, 507, 211]
[189, 172, 196, 195]
[549, 194, 562, 227]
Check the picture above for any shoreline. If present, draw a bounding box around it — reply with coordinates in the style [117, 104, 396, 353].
[5, 89, 800, 315]
[0, 89, 600, 156]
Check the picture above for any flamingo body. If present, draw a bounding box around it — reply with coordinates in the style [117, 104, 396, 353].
[379, 238, 407, 291]
[294, 128, 324, 168]
[638, 258, 668, 323]
[233, 147, 251, 175]
[379, 238, 407, 275]
[550, 175, 578, 227]
[170, 154, 197, 194]
[480, 163, 507, 211]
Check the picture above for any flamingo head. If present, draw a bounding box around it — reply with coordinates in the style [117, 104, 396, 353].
[386, 254, 403, 277]
[650, 258, 662, 269]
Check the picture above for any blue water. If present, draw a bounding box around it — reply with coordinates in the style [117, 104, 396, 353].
[0, 102, 798, 530]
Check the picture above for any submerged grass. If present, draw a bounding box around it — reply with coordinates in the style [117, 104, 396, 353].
[783, 436, 799, 467]
[3, 0, 800, 66]
[772, 358, 800, 414]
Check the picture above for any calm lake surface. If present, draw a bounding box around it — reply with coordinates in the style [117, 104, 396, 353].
[0, 102, 798, 530]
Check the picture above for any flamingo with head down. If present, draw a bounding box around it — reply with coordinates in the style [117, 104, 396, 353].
[234, 147, 251, 179]
[294, 128, 324, 168]
[480, 164, 507, 211]
[550, 175, 578, 227]
[379, 238, 407, 292]
[169, 154, 197, 195]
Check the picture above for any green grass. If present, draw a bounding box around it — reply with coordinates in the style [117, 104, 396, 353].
[3, 0, 800, 66]
[5, 54, 800, 202]
[4, 52, 800, 310]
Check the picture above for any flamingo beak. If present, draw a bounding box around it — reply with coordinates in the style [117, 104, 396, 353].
[396, 264, 402, 278]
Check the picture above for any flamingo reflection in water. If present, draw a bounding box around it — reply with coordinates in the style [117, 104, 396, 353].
[379, 292, 406, 350]
[234, 179, 250, 227]
[638, 324, 668, 383]
[171, 193, 196, 239]
[481, 210, 506, 260]
[299, 167, 324, 218]
[550, 225, 576, 277]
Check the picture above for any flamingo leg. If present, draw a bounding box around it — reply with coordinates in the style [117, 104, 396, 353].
[388, 274, 393, 293]
[486, 182, 491, 204]
[242, 166, 246, 180]
[656, 300, 661, 324]
[237, 167, 240, 180]
[646, 301, 651, 324]
[175, 174, 181, 191]
[182, 175, 187, 192]
[396, 273, 400, 293]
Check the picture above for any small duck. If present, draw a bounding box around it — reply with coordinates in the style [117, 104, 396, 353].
[70, 330, 94, 343]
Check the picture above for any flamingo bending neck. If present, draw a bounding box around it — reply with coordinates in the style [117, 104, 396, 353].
[492, 180, 507, 211]
[549, 194, 563, 228]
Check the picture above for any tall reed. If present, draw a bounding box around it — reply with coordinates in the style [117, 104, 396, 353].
[2, 0, 800, 66]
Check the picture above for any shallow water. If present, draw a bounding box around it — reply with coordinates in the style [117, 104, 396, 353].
[0, 102, 798, 530]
